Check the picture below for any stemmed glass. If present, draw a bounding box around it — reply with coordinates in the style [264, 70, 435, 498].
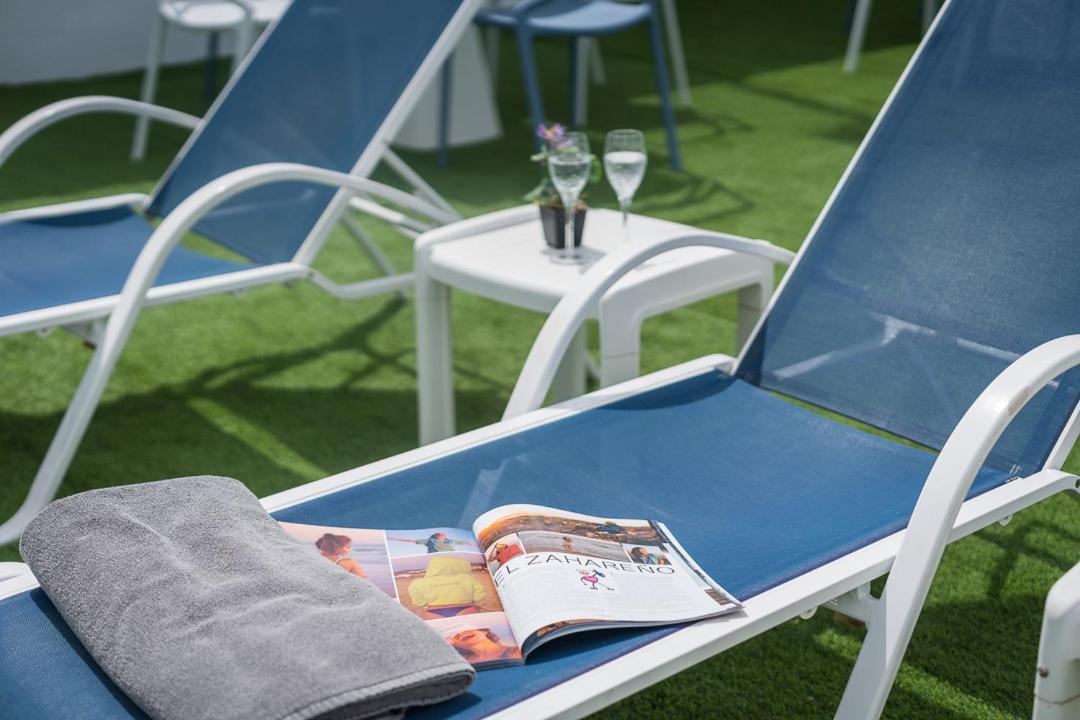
[547, 131, 592, 264]
[603, 129, 647, 238]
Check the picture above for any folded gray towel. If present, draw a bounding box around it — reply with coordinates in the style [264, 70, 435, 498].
[20, 475, 474, 720]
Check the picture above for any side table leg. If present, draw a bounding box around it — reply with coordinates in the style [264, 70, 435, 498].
[598, 292, 642, 388]
[552, 328, 587, 403]
[417, 276, 455, 445]
[736, 264, 774, 351]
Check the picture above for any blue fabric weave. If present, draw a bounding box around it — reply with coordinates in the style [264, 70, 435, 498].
[146, 0, 464, 265]
[738, 0, 1080, 477]
[0, 373, 1007, 718]
[0, 204, 249, 318]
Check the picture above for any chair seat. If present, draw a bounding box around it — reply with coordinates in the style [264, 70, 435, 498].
[0, 203, 253, 319]
[475, 0, 651, 36]
[0, 371, 1008, 719]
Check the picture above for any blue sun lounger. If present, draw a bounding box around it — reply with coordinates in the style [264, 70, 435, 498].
[0, 0, 479, 543]
[2, 0, 1080, 717]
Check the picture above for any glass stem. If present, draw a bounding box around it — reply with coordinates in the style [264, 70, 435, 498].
[620, 198, 631, 242]
[563, 201, 575, 260]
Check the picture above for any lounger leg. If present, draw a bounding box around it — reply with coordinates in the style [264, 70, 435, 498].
[131, 10, 167, 161]
[646, 3, 682, 170]
[341, 215, 408, 301]
[417, 275, 456, 445]
[0, 318, 133, 545]
[660, 0, 692, 106]
[844, 0, 873, 73]
[380, 147, 461, 223]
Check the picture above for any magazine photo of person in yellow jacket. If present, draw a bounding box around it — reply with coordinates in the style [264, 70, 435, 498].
[403, 555, 488, 618]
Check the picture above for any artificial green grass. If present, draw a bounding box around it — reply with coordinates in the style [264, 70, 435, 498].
[0, 2, 1077, 718]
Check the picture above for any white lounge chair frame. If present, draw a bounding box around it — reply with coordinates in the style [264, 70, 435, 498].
[258, 0, 1080, 711]
[2, 0, 1075, 716]
[0, 0, 479, 544]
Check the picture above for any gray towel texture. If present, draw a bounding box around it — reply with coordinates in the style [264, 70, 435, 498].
[20, 475, 474, 720]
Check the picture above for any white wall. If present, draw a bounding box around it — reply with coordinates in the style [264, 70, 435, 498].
[0, 1, 231, 85]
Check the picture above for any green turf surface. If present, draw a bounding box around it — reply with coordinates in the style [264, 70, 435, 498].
[1, 2, 1077, 717]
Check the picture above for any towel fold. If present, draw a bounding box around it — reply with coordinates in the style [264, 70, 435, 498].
[20, 475, 474, 720]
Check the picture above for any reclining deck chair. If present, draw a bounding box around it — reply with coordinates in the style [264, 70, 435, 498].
[2, 0, 1079, 716]
[0, 0, 479, 543]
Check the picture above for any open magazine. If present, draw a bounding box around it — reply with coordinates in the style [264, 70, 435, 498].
[279, 504, 741, 669]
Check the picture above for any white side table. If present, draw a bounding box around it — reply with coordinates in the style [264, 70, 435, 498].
[415, 205, 775, 444]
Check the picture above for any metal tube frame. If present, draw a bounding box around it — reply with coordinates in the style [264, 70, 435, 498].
[0, 162, 453, 544]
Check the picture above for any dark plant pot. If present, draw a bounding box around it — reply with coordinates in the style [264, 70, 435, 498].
[539, 204, 587, 250]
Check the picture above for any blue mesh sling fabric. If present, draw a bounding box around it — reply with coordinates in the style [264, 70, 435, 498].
[145, 0, 464, 265]
[0, 372, 1008, 719]
[3, 1, 1076, 717]
[738, 0, 1080, 477]
[0, 205, 250, 318]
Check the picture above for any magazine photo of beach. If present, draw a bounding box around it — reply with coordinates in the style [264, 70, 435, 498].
[278, 522, 397, 599]
[390, 551, 504, 620]
[517, 530, 630, 561]
[385, 527, 478, 557]
[476, 507, 664, 550]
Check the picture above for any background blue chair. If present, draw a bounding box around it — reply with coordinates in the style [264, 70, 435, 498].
[475, 0, 682, 170]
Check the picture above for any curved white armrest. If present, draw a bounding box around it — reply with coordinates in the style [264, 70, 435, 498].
[838, 334, 1080, 719]
[0, 96, 201, 170]
[503, 232, 795, 419]
[0, 562, 29, 582]
[0, 162, 454, 545]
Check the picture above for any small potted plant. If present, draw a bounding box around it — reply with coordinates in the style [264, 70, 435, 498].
[526, 123, 602, 250]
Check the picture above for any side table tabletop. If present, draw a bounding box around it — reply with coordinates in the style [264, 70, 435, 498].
[415, 205, 775, 444]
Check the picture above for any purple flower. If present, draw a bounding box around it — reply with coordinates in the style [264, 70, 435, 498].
[536, 123, 566, 142]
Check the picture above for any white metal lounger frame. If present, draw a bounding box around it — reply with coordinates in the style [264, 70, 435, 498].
[1, 1, 1074, 717]
[0, 0, 479, 544]
[492, 0, 1080, 711]
[0, 346, 1075, 718]
[502, 232, 1080, 717]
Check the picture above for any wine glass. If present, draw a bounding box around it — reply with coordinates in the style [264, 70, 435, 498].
[547, 131, 592, 264]
[603, 129, 647, 235]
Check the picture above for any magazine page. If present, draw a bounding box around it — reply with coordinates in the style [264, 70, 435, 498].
[279, 521, 523, 668]
[472, 505, 741, 655]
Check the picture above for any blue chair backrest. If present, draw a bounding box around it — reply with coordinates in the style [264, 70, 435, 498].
[146, 0, 468, 265]
[738, 0, 1080, 478]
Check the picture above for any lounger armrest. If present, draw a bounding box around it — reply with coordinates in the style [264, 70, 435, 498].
[0, 162, 462, 544]
[0, 562, 36, 598]
[503, 232, 795, 419]
[0, 96, 201, 171]
[0, 562, 30, 583]
[837, 334, 1080, 719]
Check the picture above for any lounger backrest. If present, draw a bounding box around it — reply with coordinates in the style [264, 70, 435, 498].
[145, 0, 469, 264]
[737, 0, 1080, 477]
